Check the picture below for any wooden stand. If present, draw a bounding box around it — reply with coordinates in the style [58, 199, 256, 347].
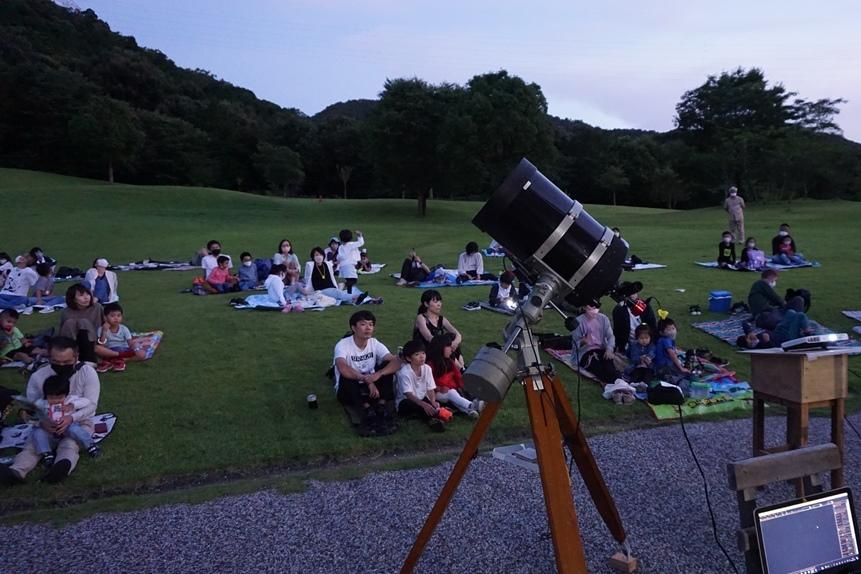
[747, 348, 852, 493]
[399, 372, 628, 573]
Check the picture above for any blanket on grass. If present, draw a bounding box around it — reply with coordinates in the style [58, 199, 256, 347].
[624, 263, 667, 271]
[390, 270, 497, 288]
[482, 249, 506, 258]
[233, 293, 341, 311]
[132, 330, 164, 360]
[112, 260, 197, 272]
[695, 260, 820, 271]
[479, 301, 515, 316]
[357, 263, 386, 275]
[692, 313, 859, 348]
[545, 348, 754, 420]
[842, 311, 861, 322]
[0, 412, 117, 465]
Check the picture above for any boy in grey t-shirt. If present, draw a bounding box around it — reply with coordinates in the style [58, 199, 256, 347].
[94, 302, 146, 372]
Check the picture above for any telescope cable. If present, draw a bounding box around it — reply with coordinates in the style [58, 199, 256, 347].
[677, 406, 740, 574]
[845, 416, 861, 442]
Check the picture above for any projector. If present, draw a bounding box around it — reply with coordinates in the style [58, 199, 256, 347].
[780, 333, 849, 351]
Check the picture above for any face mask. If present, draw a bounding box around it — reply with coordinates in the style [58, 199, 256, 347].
[51, 363, 76, 379]
[585, 307, 599, 318]
[747, 242, 755, 248]
[314, 255, 324, 264]
[664, 329, 677, 340]
[730, 192, 737, 197]
[778, 231, 788, 237]
[242, 261, 253, 267]
[211, 249, 221, 256]
[723, 238, 731, 244]
[768, 281, 777, 288]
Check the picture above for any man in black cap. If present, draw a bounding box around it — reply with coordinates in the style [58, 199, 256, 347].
[612, 281, 657, 356]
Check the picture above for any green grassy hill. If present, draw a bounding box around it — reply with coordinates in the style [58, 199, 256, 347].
[1, 168, 859, 515]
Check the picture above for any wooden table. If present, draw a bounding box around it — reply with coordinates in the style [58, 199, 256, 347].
[745, 347, 858, 489]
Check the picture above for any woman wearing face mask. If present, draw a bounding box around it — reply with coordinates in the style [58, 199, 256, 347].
[273, 239, 301, 286]
[570, 299, 619, 385]
[302, 247, 381, 304]
[723, 186, 746, 245]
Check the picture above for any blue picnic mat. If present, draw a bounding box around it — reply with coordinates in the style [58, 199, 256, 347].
[692, 313, 858, 348]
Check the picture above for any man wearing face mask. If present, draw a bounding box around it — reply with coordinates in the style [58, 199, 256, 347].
[0, 336, 100, 486]
[723, 186, 746, 245]
[612, 281, 657, 356]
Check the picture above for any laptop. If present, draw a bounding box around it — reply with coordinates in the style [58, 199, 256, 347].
[755, 488, 861, 573]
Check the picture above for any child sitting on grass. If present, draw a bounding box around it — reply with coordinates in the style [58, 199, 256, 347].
[95, 302, 146, 372]
[488, 271, 517, 308]
[653, 318, 692, 391]
[396, 339, 445, 432]
[358, 250, 373, 273]
[59, 283, 103, 363]
[427, 333, 483, 417]
[237, 252, 259, 291]
[739, 237, 767, 271]
[625, 324, 656, 383]
[33, 263, 56, 307]
[206, 255, 239, 293]
[774, 235, 806, 266]
[717, 231, 737, 268]
[0, 309, 41, 364]
[31, 374, 100, 469]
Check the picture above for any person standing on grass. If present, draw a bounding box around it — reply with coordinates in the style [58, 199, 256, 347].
[333, 310, 401, 436]
[336, 229, 364, 294]
[723, 186, 746, 245]
[0, 336, 101, 486]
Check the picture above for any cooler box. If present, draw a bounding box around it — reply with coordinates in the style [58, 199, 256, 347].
[708, 290, 732, 313]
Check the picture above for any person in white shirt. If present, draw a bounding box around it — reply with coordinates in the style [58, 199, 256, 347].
[272, 239, 301, 286]
[1, 255, 39, 296]
[0, 252, 12, 284]
[457, 241, 493, 282]
[336, 229, 364, 293]
[396, 339, 444, 432]
[333, 310, 400, 435]
[201, 239, 232, 280]
[262, 264, 300, 311]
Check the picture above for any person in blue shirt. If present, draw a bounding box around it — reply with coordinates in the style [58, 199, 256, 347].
[237, 251, 259, 291]
[654, 318, 692, 390]
[625, 324, 656, 383]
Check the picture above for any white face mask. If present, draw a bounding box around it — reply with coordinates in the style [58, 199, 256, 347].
[778, 231, 788, 237]
[730, 192, 737, 197]
[747, 242, 755, 248]
[314, 255, 324, 264]
[768, 281, 777, 288]
[242, 261, 253, 267]
[664, 328, 677, 340]
[723, 237, 731, 244]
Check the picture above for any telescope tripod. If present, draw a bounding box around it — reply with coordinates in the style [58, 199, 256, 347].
[400, 323, 631, 573]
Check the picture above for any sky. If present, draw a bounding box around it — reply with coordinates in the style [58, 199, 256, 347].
[73, 0, 861, 142]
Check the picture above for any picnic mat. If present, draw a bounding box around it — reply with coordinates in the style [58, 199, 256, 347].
[545, 348, 755, 420]
[233, 293, 345, 311]
[843, 311, 861, 322]
[132, 330, 164, 360]
[625, 263, 667, 271]
[112, 260, 197, 272]
[357, 263, 386, 275]
[692, 313, 859, 348]
[391, 270, 496, 288]
[481, 249, 506, 258]
[695, 260, 820, 270]
[0, 412, 117, 465]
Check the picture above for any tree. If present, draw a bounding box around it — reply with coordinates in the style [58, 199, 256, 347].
[67, 95, 143, 183]
[253, 143, 304, 195]
[650, 166, 689, 209]
[316, 116, 364, 199]
[596, 165, 628, 206]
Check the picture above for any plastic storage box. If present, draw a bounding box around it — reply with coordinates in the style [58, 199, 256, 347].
[708, 290, 732, 313]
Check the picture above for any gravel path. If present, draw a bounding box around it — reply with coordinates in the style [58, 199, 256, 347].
[2, 413, 860, 574]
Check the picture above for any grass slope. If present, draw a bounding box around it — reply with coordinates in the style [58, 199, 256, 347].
[1, 167, 859, 514]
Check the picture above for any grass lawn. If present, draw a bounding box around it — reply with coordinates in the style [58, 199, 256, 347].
[1, 167, 860, 517]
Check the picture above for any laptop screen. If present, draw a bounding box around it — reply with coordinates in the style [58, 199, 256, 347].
[756, 489, 860, 574]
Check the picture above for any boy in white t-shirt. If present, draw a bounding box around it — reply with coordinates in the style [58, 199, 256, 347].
[336, 229, 364, 294]
[200, 239, 232, 280]
[396, 339, 444, 432]
[1, 255, 39, 296]
[333, 310, 400, 436]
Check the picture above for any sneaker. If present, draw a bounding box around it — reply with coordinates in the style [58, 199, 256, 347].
[368, 297, 383, 305]
[96, 361, 113, 373]
[742, 321, 754, 335]
[111, 358, 126, 372]
[375, 404, 398, 435]
[428, 418, 445, 432]
[41, 453, 55, 469]
[358, 409, 378, 437]
[466, 409, 480, 419]
[87, 444, 102, 458]
[471, 399, 486, 413]
[462, 301, 481, 311]
[355, 292, 369, 305]
[0, 464, 23, 486]
[41, 459, 71, 484]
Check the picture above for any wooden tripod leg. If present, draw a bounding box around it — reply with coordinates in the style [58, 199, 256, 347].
[523, 376, 589, 573]
[400, 401, 501, 574]
[549, 375, 627, 544]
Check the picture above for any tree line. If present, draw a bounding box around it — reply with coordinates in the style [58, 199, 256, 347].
[2, 0, 860, 209]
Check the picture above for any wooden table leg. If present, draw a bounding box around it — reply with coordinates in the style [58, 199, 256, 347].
[753, 395, 765, 457]
[832, 399, 845, 487]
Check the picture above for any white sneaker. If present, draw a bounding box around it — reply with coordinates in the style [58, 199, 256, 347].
[471, 399, 486, 412]
[467, 409, 480, 419]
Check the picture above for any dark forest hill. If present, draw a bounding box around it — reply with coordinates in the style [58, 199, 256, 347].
[1, 0, 859, 207]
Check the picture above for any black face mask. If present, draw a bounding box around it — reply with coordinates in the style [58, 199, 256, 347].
[51, 363, 76, 379]
[210, 249, 221, 256]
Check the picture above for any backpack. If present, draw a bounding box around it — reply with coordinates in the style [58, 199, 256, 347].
[786, 288, 812, 312]
[255, 258, 272, 280]
[746, 249, 766, 270]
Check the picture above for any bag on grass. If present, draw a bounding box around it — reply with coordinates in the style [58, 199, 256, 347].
[647, 381, 684, 405]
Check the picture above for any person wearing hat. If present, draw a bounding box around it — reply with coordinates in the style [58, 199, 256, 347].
[611, 280, 657, 356]
[84, 258, 119, 304]
[324, 237, 340, 276]
[723, 186, 746, 245]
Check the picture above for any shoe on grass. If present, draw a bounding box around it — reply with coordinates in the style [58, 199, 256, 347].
[95, 361, 113, 373]
[111, 358, 126, 372]
[41, 453, 55, 469]
[428, 418, 445, 432]
[41, 459, 71, 484]
[466, 409, 480, 419]
[87, 444, 102, 458]
[0, 465, 23, 487]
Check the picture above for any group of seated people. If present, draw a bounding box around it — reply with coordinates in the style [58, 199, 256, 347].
[196, 233, 383, 307]
[396, 241, 497, 286]
[740, 269, 814, 349]
[716, 223, 808, 270]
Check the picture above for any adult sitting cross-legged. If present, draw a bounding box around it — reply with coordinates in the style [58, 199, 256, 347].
[0, 336, 101, 486]
[333, 310, 401, 436]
